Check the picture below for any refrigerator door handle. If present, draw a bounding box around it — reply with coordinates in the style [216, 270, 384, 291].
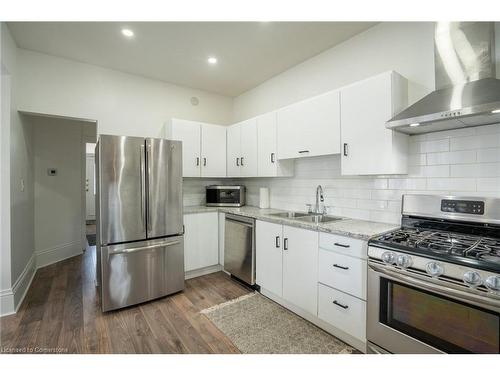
[140, 144, 146, 233]
[108, 240, 181, 255]
[146, 144, 152, 233]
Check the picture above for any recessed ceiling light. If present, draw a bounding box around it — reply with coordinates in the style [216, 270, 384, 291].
[492, 109, 500, 114]
[409, 123, 420, 127]
[207, 57, 218, 65]
[121, 28, 134, 38]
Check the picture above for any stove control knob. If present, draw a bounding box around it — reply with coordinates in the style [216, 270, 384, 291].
[485, 276, 500, 294]
[396, 254, 412, 269]
[463, 271, 482, 288]
[381, 251, 396, 265]
[426, 262, 444, 278]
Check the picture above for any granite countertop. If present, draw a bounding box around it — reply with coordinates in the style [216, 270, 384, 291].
[183, 205, 398, 241]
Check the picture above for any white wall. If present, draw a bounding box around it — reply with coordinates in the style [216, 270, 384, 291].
[30, 115, 97, 267]
[16, 48, 234, 138]
[1, 23, 36, 315]
[233, 22, 435, 122]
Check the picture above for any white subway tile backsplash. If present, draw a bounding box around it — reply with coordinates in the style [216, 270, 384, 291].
[426, 150, 476, 165]
[450, 163, 500, 178]
[426, 178, 476, 191]
[450, 133, 500, 151]
[408, 165, 450, 177]
[477, 148, 500, 163]
[420, 139, 450, 153]
[476, 178, 500, 192]
[388, 178, 427, 190]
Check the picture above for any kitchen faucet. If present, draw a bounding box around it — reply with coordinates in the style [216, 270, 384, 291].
[314, 185, 326, 215]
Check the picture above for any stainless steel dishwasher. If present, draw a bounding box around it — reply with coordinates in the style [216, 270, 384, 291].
[224, 214, 255, 285]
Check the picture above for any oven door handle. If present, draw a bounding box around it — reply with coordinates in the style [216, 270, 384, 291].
[368, 262, 500, 310]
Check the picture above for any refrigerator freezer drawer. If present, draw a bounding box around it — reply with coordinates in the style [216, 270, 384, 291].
[100, 236, 184, 312]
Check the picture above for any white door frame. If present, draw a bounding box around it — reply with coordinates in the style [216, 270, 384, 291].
[81, 133, 97, 248]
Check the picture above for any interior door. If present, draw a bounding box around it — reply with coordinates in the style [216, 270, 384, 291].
[98, 135, 146, 245]
[282, 225, 319, 315]
[147, 138, 183, 238]
[240, 118, 258, 177]
[201, 123, 227, 177]
[85, 154, 95, 220]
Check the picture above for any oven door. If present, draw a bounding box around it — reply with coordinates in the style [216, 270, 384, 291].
[367, 261, 500, 354]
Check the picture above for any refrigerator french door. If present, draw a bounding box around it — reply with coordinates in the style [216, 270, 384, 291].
[96, 135, 184, 312]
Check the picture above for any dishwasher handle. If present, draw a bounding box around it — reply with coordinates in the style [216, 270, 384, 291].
[225, 214, 255, 227]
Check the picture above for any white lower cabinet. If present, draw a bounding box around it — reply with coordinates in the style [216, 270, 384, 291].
[282, 226, 319, 315]
[183, 212, 219, 272]
[256, 221, 283, 297]
[318, 249, 367, 300]
[318, 283, 366, 342]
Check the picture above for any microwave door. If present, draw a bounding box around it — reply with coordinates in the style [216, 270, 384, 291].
[146, 138, 183, 238]
[98, 135, 147, 245]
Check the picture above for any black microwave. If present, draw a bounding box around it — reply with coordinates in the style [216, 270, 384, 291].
[206, 185, 246, 207]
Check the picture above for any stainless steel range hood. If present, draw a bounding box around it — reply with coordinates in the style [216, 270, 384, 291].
[387, 22, 500, 135]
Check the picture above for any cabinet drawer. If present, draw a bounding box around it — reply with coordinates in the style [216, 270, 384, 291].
[318, 249, 367, 300]
[319, 233, 367, 259]
[318, 283, 366, 342]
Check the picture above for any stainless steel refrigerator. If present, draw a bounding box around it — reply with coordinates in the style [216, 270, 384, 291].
[96, 135, 184, 312]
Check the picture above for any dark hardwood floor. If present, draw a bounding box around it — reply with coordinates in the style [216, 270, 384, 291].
[0, 247, 251, 354]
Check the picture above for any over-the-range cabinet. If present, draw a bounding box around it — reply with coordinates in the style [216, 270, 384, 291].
[96, 135, 184, 312]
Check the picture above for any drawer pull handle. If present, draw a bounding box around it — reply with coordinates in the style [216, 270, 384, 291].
[333, 264, 349, 270]
[283, 238, 288, 251]
[298, 150, 310, 154]
[333, 300, 349, 309]
[334, 242, 350, 248]
[275, 236, 280, 248]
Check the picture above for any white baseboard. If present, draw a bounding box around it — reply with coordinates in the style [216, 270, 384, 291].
[35, 240, 83, 268]
[260, 287, 367, 353]
[0, 253, 36, 317]
[185, 264, 222, 280]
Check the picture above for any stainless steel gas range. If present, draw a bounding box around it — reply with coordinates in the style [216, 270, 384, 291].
[367, 195, 500, 354]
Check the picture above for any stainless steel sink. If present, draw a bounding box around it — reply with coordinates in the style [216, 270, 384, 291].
[269, 211, 343, 224]
[295, 215, 343, 224]
[269, 211, 311, 219]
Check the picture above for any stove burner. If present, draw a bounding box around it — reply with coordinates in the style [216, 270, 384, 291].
[374, 228, 500, 271]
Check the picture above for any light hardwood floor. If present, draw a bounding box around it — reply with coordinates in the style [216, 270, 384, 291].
[0, 247, 251, 354]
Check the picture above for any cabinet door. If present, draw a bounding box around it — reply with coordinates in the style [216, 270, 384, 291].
[201, 123, 227, 177]
[240, 118, 258, 177]
[282, 225, 319, 315]
[257, 112, 278, 176]
[277, 90, 341, 160]
[183, 212, 219, 272]
[256, 220, 283, 297]
[341, 71, 408, 175]
[169, 119, 201, 177]
[226, 124, 241, 177]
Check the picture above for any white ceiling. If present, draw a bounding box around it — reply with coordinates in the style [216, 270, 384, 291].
[8, 22, 377, 97]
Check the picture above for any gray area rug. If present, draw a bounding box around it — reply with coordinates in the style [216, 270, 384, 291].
[201, 293, 355, 354]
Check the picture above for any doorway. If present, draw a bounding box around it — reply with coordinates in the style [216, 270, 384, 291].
[84, 142, 97, 246]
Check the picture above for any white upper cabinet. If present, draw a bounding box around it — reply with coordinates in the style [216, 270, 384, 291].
[240, 119, 258, 177]
[257, 112, 294, 177]
[340, 71, 408, 175]
[276, 90, 341, 160]
[226, 123, 242, 177]
[226, 118, 258, 177]
[165, 119, 226, 177]
[201, 123, 227, 177]
[165, 119, 201, 177]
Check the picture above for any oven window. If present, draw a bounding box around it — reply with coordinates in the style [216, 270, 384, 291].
[380, 278, 500, 353]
